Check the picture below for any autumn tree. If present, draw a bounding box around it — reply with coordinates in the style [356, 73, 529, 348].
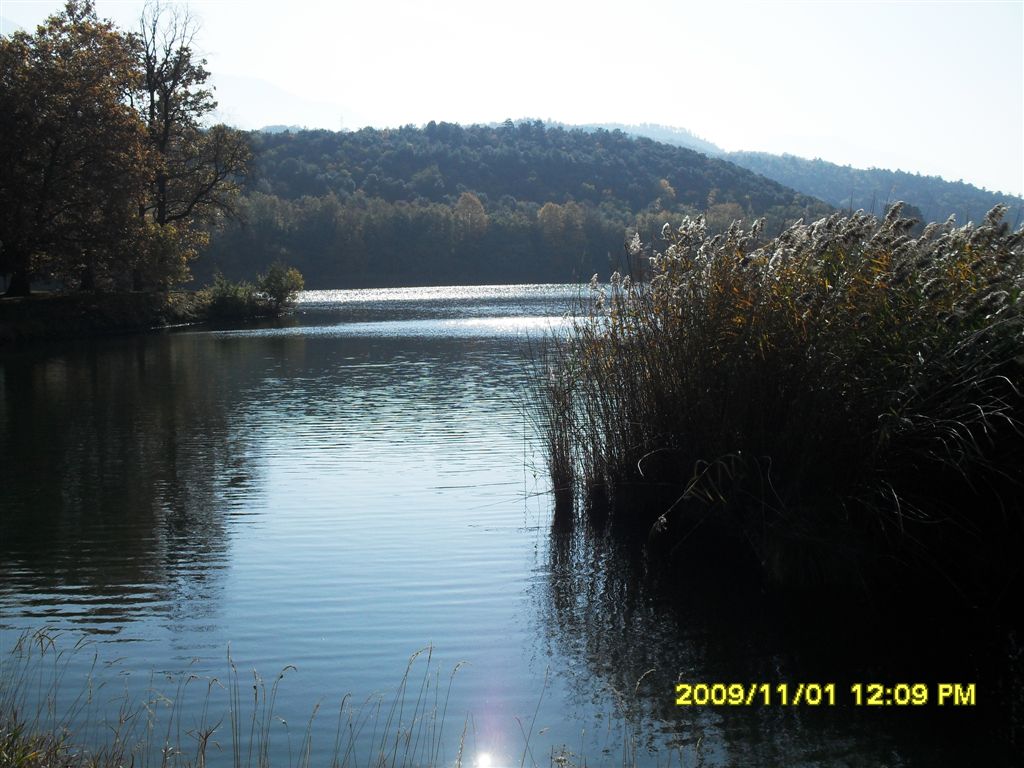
[133, 0, 249, 289]
[453, 191, 489, 240]
[259, 261, 305, 310]
[537, 202, 564, 244]
[0, 0, 250, 296]
[705, 202, 746, 232]
[538, 201, 586, 267]
[0, 0, 150, 295]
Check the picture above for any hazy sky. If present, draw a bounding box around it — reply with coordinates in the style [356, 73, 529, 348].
[3, 0, 1023, 195]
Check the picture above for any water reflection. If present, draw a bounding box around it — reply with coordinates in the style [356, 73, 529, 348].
[4, 284, 1013, 767]
[0, 335, 251, 632]
[541, 521, 1020, 766]
[0, 292, 564, 766]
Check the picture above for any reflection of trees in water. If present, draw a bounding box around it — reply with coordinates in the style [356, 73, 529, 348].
[0, 333, 300, 628]
[542, 525, 728, 763]
[540, 522, 1019, 766]
[0, 329, 525, 634]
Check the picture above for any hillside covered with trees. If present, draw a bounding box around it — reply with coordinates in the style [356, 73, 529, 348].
[586, 123, 1023, 227]
[201, 124, 831, 288]
[3, 0, 1016, 299]
[726, 151, 1023, 227]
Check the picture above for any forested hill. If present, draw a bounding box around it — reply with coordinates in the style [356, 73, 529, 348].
[546, 121, 726, 158]
[201, 122, 830, 288]
[725, 152, 1023, 226]
[588, 124, 1023, 227]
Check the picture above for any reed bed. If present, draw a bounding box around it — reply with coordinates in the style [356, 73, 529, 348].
[539, 205, 1024, 607]
[2, 631, 668, 768]
[0, 630, 475, 768]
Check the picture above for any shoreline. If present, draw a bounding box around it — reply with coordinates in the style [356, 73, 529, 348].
[0, 290, 282, 347]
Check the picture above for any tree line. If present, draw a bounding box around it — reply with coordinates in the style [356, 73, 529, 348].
[201, 124, 831, 288]
[0, 0, 248, 297]
[2, 3, 840, 295]
[726, 151, 1023, 227]
[577, 122, 1024, 228]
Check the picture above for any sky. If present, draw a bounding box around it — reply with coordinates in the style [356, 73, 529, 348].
[3, 0, 1023, 196]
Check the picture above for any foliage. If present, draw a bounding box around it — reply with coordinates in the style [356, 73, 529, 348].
[728, 150, 1023, 226]
[134, 1, 249, 290]
[540, 204, 1024, 607]
[0, 0, 149, 296]
[130, 220, 208, 288]
[199, 272, 268, 319]
[201, 123, 830, 287]
[566, 120, 726, 157]
[195, 264, 302, 320]
[0, 0, 249, 296]
[258, 261, 304, 309]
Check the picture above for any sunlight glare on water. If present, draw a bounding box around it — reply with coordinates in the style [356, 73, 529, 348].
[1, 283, 1003, 768]
[0, 283, 594, 767]
[297, 284, 576, 305]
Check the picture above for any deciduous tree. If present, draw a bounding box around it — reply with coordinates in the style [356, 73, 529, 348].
[133, 0, 250, 288]
[259, 261, 305, 310]
[453, 191, 489, 240]
[0, 0, 149, 295]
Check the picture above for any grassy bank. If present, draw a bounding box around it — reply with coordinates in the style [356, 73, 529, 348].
[538, 204, 1024, 610]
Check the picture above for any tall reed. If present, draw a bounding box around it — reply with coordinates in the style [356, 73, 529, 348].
[540, 205, 1024, 606]
[0, 631, 470, 768]
[2, 631, 665, 768]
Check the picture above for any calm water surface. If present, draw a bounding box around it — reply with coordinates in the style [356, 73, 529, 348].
[0, 285, 1012, 767]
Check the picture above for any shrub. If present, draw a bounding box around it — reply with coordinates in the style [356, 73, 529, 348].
[542, 205, 1024, 605]
[200, 272, 270, 319]
[258, 261, 304, 310]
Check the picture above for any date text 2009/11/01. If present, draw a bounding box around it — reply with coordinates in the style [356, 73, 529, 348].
[675, 682, 976, 707]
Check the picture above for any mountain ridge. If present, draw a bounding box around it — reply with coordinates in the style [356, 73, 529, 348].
[569, 121, 1022, 223]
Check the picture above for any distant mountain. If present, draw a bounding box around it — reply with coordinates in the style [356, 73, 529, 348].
[258, 125, 310, 134]
[724, 152, 1023, 226]
[209, 73, 347, 134]
[547, 121, 725, 157]
[202, 121, 829, 288]
[584, 122, 1022, 227]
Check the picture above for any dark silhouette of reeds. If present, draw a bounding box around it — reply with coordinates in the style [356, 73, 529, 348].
[539, 205, 1024, 609]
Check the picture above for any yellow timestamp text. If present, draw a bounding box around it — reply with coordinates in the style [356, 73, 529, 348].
[674, 682, 977, 707]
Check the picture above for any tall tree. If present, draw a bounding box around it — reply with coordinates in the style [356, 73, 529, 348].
[134, 0, 249, 288]
[453, 191, 489, 240]
[0, 0, 149, 296]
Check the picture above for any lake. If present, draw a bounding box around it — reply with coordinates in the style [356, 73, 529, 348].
[0, 285, 1014, 767]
